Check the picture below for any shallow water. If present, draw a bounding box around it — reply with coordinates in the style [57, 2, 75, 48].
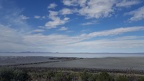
[0, 53, 144, 58]
[23, 57, 144, 70]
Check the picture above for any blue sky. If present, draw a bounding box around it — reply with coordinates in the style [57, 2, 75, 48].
[0, 0, 144, 53]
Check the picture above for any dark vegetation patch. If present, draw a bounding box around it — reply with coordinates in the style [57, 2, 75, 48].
[1, 68, 144, 81]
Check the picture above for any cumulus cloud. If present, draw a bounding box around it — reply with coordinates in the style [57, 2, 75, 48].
[45, 11, 69, 29]
[62, 0, 116, 18]
[48, 3, 57, 9]
[60, 8, 73, 15]
[63, 0, 77, 6]
[63, 0, 87, 6]
[62, 0, 141, 19]
[45, 17, 69, 29]
[79, 0, 115, 19]
[45, 0, 141, 30]
[127, 6, 144, 21]
[44, 8, 74, 29]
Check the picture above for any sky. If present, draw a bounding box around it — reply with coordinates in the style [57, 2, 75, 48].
[0, 0, 144, 53]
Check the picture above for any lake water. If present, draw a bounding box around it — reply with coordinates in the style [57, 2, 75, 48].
[0, 53, 144, 58]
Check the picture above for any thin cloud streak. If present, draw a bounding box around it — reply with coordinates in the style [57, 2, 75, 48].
[127, 6, 144, 21]
[24, 26, 144, 45]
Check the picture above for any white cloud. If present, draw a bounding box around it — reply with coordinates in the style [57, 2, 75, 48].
[0, 24, 29, 52]
[49, 11, 58, 17]
[81, 21, 97, 26]
[59, 27, 68, 31]
[45, 17, 69, 29]
[115, 36, 144, 40]
[0, 1, 41, 52]
[24, 34, 77, 46]
[1, 0, 144, 53]
[62, 0, 141, 19]
[62, 0, 115, 19]
[24, 26, 144, 47]
[34, 15, 41, 19]
[77, 0, 87, 7]
[60, 8, 73, 15]
[2, 30, 144, 52]
[45, 0, 141, 30]
[45, 11, 69, 29]
[0, 24, 22, 42]
[48, 3, 57, 9]
[63, 0, 87, 7]
[20, 15, 29, 20]
[82, 26, 144, 38]
[0, 23, 144, 52]
[67, 39, 144, 52]
[127, 6, 144, 21]
[34, 15, 46, 19]
[63, 0, 77, 6]
[0, 1, 31, 32]
[79, 0, 115, 19]
[31, 29, 45, 33]
[0, 0, 144, 52]
[116, 0, 140, 7]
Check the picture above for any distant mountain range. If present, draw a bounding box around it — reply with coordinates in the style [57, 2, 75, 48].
[0, 52, 144, 54]
[0, 51, 56, 53]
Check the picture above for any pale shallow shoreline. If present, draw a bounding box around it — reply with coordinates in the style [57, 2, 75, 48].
[0, 52, 144, 58]
[1, 56, 144, 71]
[20, 57, 144, 71]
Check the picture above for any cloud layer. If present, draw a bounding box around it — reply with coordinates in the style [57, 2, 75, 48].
[0, 0, 144, 53]
[127, 6, 144, 21]
[1, 23, 144, 52]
